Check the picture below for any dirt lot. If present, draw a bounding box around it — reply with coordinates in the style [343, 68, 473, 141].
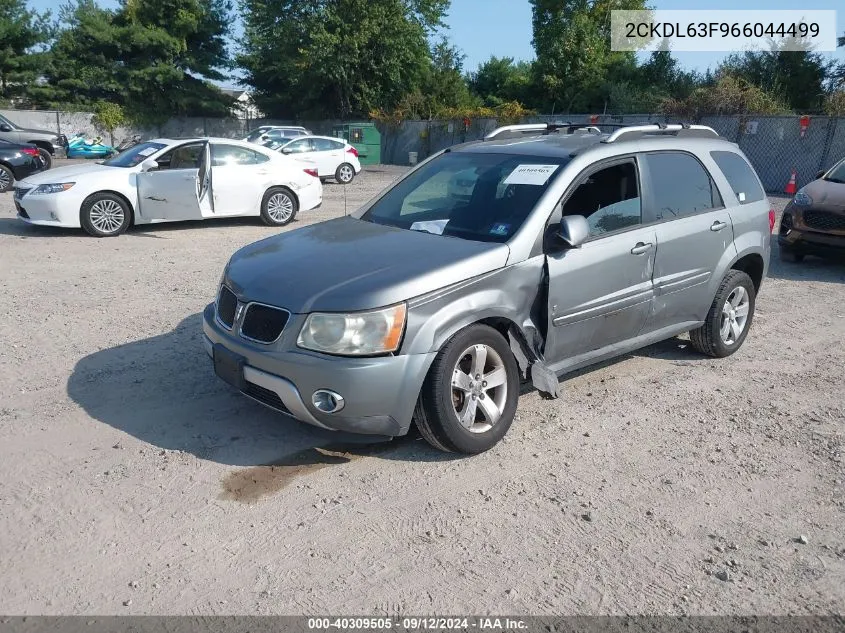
[0, 162, 843, 616]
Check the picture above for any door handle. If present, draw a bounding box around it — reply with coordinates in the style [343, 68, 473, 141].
[710, 220, 728, 231]
[183, 175, 197, 180]
[630, 242, 653, 255]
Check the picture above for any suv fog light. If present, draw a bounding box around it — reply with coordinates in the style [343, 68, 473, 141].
[312, 389, 345, 413]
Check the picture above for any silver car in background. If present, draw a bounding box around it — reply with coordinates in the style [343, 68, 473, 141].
[203, 123, 772, 454]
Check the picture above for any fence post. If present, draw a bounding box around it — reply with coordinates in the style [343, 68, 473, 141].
[818, 118, 837, 173]
[55, 111, 61, 135]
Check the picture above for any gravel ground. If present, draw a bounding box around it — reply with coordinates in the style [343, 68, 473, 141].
[0, 161, 843, 615]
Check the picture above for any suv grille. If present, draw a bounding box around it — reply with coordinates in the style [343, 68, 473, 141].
[804, 210, 845, 232]
[240, 304, 290, 343]
[216, 286, 237, 328]
[243, 381, 290, 414]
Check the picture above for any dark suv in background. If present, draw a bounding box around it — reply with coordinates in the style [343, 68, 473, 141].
[0, 113, 66, 169]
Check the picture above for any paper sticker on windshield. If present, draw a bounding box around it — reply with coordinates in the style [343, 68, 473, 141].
[138, 147, 157, 157]
[503, 164, 559, 186]
[410, 219, 449, 235]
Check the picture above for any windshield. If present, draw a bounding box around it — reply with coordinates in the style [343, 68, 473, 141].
[359, 152, 569, 242]
[102, 142, 167, 168]
[824, 160, 845, 183]
[0, 113, 17, 129]
[245, 129, 269, 142]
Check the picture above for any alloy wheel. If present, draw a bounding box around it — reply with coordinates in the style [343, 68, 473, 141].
[89, 199, 124, 234]
[267, 192, 293, 223]
[720, 286, 750, 345]
[451, 344, 508, 433]
[338, 165, 354, 183]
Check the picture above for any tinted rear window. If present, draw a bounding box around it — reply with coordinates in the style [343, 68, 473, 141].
[710, 151, 764, 204]
[643, 152, 719, 220]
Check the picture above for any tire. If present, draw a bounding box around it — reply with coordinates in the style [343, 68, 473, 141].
[260, 187, 298, 226]
[0, 164, 13, 193]
[37, 148, 52, 170]
[415, 324, 520, 454]
[689, 270, 756, 358]
[779, 245, 804, 263]
[335, 162, 355, 184]
[80, 192, 131, 237]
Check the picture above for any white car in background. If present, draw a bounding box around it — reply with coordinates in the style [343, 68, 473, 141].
[271, 135, 362, 184]
[13, 137, 322, 237]
[243, 126, 311, 144]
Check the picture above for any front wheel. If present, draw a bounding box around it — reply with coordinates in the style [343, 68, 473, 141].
[260, 187, 298, 226]
[0, 164, 13, 193]
[415, 324, 520, 454]
[80, 192, 131, 237]
[689, 270, 756, 358]
[335, 163, 355, 184]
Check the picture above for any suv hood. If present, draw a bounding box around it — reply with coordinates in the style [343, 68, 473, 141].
[18, 127, 58, 137]
[223, 216, 510, 313]
[802, 178, 845, 211]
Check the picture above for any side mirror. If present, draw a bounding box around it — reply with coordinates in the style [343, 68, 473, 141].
[0, 124, 12, 132]
[815, 170, 826, 180]
[140, 158, 159, 172]
[281, 148, 292, 154]
[557, 215, 590, 248]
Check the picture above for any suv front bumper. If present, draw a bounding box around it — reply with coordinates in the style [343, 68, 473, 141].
[201, 303, 435, 437]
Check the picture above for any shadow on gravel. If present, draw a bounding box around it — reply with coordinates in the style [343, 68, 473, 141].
[67, 312, 453, 468]
[0, 217, 80, 238]
[767, 241, 845, 284]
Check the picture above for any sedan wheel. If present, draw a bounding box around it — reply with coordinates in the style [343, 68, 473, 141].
[260, 187, 298, 226]
[80, 193, 131, 237]
[0, 165, 13, 193]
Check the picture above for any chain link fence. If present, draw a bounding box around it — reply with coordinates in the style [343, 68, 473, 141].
[379, 114, 845, 194]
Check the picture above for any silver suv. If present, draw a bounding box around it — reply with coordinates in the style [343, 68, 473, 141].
[203, 123, 772, 454]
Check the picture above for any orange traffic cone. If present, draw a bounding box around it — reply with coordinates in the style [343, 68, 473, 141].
[784, 168, 797, 195]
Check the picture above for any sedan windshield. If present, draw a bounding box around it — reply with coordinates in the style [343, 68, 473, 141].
[824, 160, 845, 184]
[359, 152, 569, 242]
[102, 142, 167, 168]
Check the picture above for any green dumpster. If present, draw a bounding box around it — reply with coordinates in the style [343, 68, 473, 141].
[332, 122, 381, 165]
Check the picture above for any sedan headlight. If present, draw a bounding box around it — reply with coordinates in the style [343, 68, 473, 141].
[31, 183, 75, 194]
[297, 303, 407, 356]
[792, 190, 812, 206]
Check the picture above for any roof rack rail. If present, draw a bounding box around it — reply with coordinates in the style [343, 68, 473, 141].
[484, 122, 567, 141]
[602, 123, 719, 143]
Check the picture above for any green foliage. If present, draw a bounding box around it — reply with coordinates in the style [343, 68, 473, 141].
[0, 0, 52, 99]
[717, 39, 835, 112]
[825, 91, 845, 116]
[659, 74, 791, 119]
[529, 0, 647, 113]
[36, 0, 235, 120]
[469, 56, 535, 107]
[92, 101, 126, 145]
[239, 0, 448, 119]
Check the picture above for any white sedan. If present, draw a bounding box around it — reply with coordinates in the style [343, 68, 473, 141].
[270, 135, 362, 184]
[13, 137, 323, 237]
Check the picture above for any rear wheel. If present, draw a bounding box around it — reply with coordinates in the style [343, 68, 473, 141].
[689, 270, 755, 358]
[260, 187, 298, 226]
[37, 148, 52, 170]
[0, 164, 13, 193]
[335, 163, 355, 184]
[80, 192, 131, 237]
[415, 324, 519, 454]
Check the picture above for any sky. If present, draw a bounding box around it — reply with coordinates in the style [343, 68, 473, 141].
[28, 0, 845, 85]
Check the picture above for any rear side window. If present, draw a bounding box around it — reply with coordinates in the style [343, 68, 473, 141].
[211, 144, 268, 166]
[710, 151, 765, 204]
[643, 152, 720, 220]
[313, 138, 343, 151]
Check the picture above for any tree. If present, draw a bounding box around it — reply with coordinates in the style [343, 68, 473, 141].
[422, 38, 476, 113]
[92, 101, 126, 146]
[529, 0, 647, 113]
[717, 38, 834, 112]
[39, 0, 235, 120]
[239, 0, 448, 119]
[0, 0, 52, 100]
[469, 56, 535, 107]
[660, 73, 790, 119]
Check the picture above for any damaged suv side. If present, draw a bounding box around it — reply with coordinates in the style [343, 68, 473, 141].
[203, 123, 771, 454]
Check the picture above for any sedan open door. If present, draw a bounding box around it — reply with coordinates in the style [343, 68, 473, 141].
[137, 141, 213, 221]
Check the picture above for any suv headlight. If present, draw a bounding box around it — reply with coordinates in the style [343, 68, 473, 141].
[31, 183, 75, 194]
[793, 190, 812, 206]
[297, 303, 407, 356]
